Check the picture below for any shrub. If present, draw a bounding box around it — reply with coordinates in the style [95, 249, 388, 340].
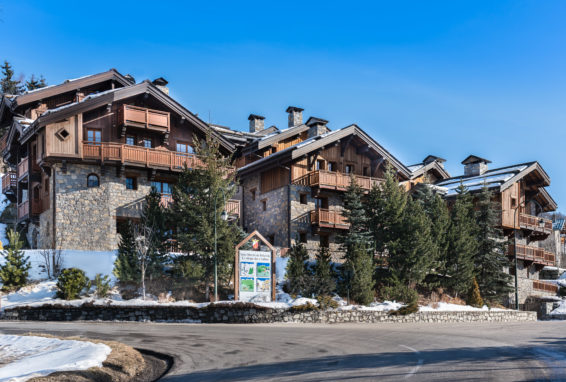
[90, 273, 111, 298]
[467, 278, 484, 308]
[56, 268, 89, 300]
[317, 295, 339, 310]
[389, 302, 419, 316]
[379, 284, 418, 305]
[173, 257, 205, 280]
[289, 301, 318, 312]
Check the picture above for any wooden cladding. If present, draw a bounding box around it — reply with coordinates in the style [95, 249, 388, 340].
[508, 244, 555, 266]
[17, 157, 29, 179]
[293, 170, 383, 191]
[18, 200, 29, 220]
[1, 171, 16, 193]
[159, 193, 240, 218]
[310, 208, 349, 229]
[0, 133, 8, 153]
[532, 280, 558, 293]
[260, 167, 289, 194]
[518, 213, 552, 235]
[82, 142, 203, 171]
[118, 104, 170, 133]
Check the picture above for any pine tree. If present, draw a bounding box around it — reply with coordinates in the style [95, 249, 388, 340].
[312, 246, 336, 296]
[141, 186, 168, 279]
[285, 242, 310, 295]
[0, 229, 30, 290]
[474, 185, 513, 302]
[25, 74, 47, 91]
[444, 184, 477, 296]
[113, 220, 140, 282]
[340, 175, 374, 305]
[168, 131, 237, 300]
[0, 61, 23, 95]
[467, 277, 484, 307]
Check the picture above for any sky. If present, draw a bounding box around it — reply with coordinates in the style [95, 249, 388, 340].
[1, 1, 565, 207]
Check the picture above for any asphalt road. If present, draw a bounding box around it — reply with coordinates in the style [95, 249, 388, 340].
[1, 320, 566, 381]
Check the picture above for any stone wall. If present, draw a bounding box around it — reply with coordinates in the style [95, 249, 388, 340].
[2, 304, 536, 323]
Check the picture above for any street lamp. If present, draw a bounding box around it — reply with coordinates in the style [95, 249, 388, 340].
[512, 202, 523, 311]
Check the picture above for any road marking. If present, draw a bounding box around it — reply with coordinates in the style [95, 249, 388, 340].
[399, 345, 424, 379]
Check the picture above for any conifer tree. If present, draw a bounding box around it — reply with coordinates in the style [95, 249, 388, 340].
[467, 277, 484, 307]
[312, 246, 336, 296]
[113, 220, 140, 282]
[340, 176, 374, 305]
[474, 185, 513, 302]
[444, 184, 477, 296]
[0, 229, 30, 290]
[0, 61, 23, 95]
[285, 242, 310, 295]
[141, 186, 168, 279]
[25, 74, 47, 91]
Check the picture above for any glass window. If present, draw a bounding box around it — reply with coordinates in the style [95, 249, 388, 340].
[328, 162, 336, 172]
[126, 136, 135, 145]
[316, 160, 325, 170]
[151, 181, 172, 194]
[86, 129, 101, 145]
[126, 177, 136, 190]
[345, 164, 354, 174]
[176, 142, 193, 154]
[142, 139, 152, 148]
[87, 174, 99, 188]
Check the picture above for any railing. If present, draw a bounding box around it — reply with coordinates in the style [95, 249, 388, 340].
[508, 244, 555, 266]
[293, 170, 383, 191]
[519, 213, 552, 235]
[533, 280, 558, 293]
[0, 133, 8, 153]
[310, 208, 349, 229]
[1, 171, 16, 192]
[226, 199, 240, 217]
[17, 157, 29, 179]
[82, 142, 204, 170]
[18, 200, 29, 220]
[119, 104, 170, 132]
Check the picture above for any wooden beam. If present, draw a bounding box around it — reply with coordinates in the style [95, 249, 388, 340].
[341, 135, 354, 157]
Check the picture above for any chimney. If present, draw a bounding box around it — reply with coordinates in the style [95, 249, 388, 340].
[286, 106, 304, 127]
[152, 77, 169, 95]
[305, 117, 329, 138]
[124, 74, 136, 84]
[248, 114, 265, 133]
[462, 155, 491, 176]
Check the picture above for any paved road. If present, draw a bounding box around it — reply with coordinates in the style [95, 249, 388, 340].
[1, 320, 566, 381]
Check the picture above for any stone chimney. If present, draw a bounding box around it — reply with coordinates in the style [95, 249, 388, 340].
[152, 77, 169, 95]
[286, 106, 304, 127]
[305, 117, 329, 138]
[462, 155, 491, 176]
[248, 114, 265, 133]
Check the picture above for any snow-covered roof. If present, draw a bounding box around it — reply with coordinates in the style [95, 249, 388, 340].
[407, 164, 424, 172]
[40, 88, 120, 118]
[553, 218, 565, 231]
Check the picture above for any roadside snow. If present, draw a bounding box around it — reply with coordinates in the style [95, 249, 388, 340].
[419, 302, 506, 312]
[0, 335, 111, 381]
[550, 300, 566, 315]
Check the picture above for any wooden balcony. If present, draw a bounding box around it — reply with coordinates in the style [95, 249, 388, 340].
[310, 208, 349, 229]
[519, 213, 552, 235]
[532, 280, 558, 293]
[293, 170, 383, 191]
[82, 142, 204, 171]
[17, 157, 29, 179]
[1, 171, 16, 193]
[18, 200, 29, 220]
[0, 133, 8, 153]
[118, 104, 170, 133]
[159, 194, 240, 218]
[508, 244, 555, 266]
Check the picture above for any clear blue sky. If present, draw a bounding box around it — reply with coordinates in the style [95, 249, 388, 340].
[2, 1, 565, 208]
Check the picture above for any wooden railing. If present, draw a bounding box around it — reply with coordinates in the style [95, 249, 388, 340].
[1, 171, 16, 192]
[17, 157, 28, 178]
[159, 194, 240, 218]
[293, 170, 383, 191]
[82, 142, 204, 171]
[310, 208, 349, 229]
[18, 200, 29, 220]
[0, 133, 8, 153]
[119, 104, 170, 132]
[519, 213, 552, 235]
[508, 244, 555, 266]
[532, 280, 558, 293]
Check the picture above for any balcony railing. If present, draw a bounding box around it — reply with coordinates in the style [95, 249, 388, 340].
[18, 200, 29, 220]
[82, 142, 204, 171]
[519, 213, 552, 235]
[310, 208, 349, 229]
[532, 280, 558, 293]
[118, 104, 170, 133]
[17, 157, 28, 179]
[508, 244, 555, 266]
[0, 133, 8, 153]
[1, 171, 16, 193]
[159, 194, 240, 218]
[293, 170, 383, 191]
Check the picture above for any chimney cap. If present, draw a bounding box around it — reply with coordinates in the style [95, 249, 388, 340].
[461, 155, 491, 165]
[152, 77, 168, 86]
[423, 155, 446, 164]
[305, 116, 329, 126]
[124, 74, 136, 84]
[286, 106, 304, 113]
[248, 114, 265, 121]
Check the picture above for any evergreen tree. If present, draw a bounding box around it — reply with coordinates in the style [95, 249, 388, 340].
[340, 176, 374, 305]
[141, 186, 168, 279]
[0, 229, 30, 290]
[0, 61, 23, 95]
[467, 277, 484, 308]
[444, 184, 477, 296]
[474, 185, 513, 302]
[25, 74, 47, 91]
[285, 242, 310, 295]
[312, 246, 336, 296]
[168, 131, 238, 300]
[113, 220, 140, 282]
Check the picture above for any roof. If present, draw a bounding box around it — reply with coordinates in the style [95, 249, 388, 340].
[408, 159, 450, 180]
[305, 116, 329, 126]
[286, 106, 304, 112]
[423, 155, 446, 164]
[461, 155, 492, 165]
[248, 114, 265, 120]
[554, 219, 565, 231]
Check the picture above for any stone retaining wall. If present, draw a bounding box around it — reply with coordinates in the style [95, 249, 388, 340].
[1, 304, 536, 324]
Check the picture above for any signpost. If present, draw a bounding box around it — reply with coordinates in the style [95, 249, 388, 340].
[235, 231, 276, 302]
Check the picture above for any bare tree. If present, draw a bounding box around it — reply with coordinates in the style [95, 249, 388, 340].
[39, 236, 65, 279]
[134, 224, 154, 300]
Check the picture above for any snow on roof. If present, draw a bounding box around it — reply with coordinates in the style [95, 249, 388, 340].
[407, 163, 424, 173]
[553, 218, 565, 231]
[39, 88, 120, 118]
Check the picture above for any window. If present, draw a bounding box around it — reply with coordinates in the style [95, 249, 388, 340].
[316, 160, 325, 171]
[251, 188, 256, 201]
[55, 128, 70, 141]
[315, 197, 328, 209]
[328, 162, 337, 172]
[87, 174, 99, 188]
[300, 193, 307, 205]
[299, 232, 307, 243]
[126, 135, 135, 146]
[151, 181, 172, 194]
[176, 141, 193, 154]
[142, 139, 152, 148]
[363, 167, 369, 176]
[511, 197, 517, 208]
[320, 234, 329, 248]
[345, 164, 354, 174]
[86, 129, 101, 145]
[262, 199, 267, 211]
[126, 177, 137, 190]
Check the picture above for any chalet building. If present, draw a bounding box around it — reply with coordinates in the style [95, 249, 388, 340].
[435, 155, 558, 307]
[0, 69, 240, 250]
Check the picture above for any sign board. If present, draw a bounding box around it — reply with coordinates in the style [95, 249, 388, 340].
[235, 231, 276, 302]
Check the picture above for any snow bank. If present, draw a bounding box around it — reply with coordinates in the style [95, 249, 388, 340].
[419, 302, 506, 312]
[0, 335, 111, 381]
[550, 300, 566, 315]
